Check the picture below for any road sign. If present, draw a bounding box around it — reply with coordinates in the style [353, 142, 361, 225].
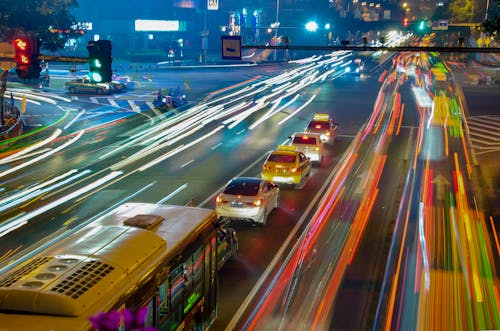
[221, 36, 241, 60]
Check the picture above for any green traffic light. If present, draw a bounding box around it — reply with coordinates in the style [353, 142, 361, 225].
[90, 72, 103, 82]
[419, 20, 426, 30]
[93, 59, 102, 68]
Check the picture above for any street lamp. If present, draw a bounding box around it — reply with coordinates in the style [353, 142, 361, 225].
[305, 21, 319, 32]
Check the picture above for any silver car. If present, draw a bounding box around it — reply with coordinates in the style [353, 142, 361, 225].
[215, 177, 280, 225]
[290, 132, 323, 165]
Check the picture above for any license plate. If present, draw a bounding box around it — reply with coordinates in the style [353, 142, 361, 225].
[231, 202, 243, 208]
[273, 176, 287, 182]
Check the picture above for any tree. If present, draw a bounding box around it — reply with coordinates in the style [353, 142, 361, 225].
[447, 0, 475, 23]
[483, 0, 500, 37]
[0, 0, 80, 52]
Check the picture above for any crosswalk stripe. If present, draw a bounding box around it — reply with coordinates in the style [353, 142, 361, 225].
[127, 100, 140, 112]
[470, 137, 500, 147]
[71, 96, 79, 100]
[109, 99, 120, 108]
[468, 116, 500, 126]
[467, 115, 500, 155]
[90, 97, 98, 103]
[467, 125, 500, 138]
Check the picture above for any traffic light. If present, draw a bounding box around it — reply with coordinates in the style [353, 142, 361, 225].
[13, 36, 41, 79]
[418, 20, 426, 31]
[87, 40, 112, 83]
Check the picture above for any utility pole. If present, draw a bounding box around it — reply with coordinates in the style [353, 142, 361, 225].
[273, 0, 280, 61]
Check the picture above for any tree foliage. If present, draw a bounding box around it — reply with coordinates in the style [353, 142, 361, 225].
[482, 0, 500, 37]
[447, 0, 475, 23]
[0, 0, 79, 52]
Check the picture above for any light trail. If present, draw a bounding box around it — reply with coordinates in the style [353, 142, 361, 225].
[0, 171, 122, 238]
[0, 130, 85, 179]
[0, 129, 62, 165]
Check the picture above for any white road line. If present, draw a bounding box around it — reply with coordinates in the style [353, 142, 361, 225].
[467, 123, 500, 137]
[468, 131, 500, 144]
[90, 97, 98, 103]
[211, 142, 223, 150]
[109, 98, 120, 108]
[236, 129, 245, 135]
[128, 100, 140, 112]
[180, 159, 195, 168]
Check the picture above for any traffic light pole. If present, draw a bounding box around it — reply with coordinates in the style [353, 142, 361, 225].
[0, 70, 7, 127]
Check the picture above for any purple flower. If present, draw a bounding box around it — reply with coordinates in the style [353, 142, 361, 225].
[122, 306, 148, 329]
[89, 310, 121, 331]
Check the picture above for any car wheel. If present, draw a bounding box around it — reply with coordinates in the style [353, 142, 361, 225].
[69, 87, 76, 94]
[96, 88, 103, 95]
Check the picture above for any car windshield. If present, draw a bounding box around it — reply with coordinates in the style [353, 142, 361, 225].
[307, 121, 330, 130]
[223, 179, 260, 196]
[267, 154, 297, 163]
[293, 136, 318, 145]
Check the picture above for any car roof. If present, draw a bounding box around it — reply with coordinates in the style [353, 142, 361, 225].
[228, 177, 263, 185]
[292, 132, 320, 137]
[270, 149, 300, 156]
[313, 113, 331, 121]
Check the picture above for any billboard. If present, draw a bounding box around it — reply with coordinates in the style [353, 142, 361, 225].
[135, 20, 180, 32]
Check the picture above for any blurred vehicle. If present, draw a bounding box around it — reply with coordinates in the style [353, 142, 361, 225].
[109, 80, 127, 92]
[344, 58, 365, 75]
[261, 145, 312, 187]
[215, 177, 280, 225]
[305, 113, 338, 144]
[153, 88, 187, 110]
[112, 73, 135, 89]
[65, 77, 112, 95]
[290, 132, 323, 164]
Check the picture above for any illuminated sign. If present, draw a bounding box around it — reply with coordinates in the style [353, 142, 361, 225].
[208, 0, 218, 10]
[135, 20, 180, 32]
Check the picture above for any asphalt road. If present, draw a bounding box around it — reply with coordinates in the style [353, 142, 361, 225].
[0, 53, 498, 331]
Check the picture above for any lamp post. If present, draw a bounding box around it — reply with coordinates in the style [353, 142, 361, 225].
[273, 0, 280, 61]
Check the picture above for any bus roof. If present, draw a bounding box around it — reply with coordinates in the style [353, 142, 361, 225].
[0, 203, 217, 331]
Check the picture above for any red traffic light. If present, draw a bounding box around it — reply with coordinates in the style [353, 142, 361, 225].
[12, 36, 40, 79]
[13, 38, 29, 52]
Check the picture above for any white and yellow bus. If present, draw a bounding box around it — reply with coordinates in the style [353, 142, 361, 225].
[0, 202, 238, 331]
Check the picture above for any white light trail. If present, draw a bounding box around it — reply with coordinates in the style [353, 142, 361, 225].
[278, 94, 316, 126]
[0, 129, 62, 165]
[0, 171, 122, 238]
[0, 130, 85, 179]
[156, 183, 188, 204]
[0, 169, 92, 213]
[138, 125, 224, 172]
[63, 110, 86, 130]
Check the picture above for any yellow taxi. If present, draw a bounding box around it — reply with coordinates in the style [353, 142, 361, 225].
[261, 145, 312, 187]
[305, 113, 338, 144]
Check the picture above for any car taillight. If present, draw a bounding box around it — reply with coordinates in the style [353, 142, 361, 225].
[315, 124, 322, 129]
[246, 199, 262, 206]
[263, 165, 271, 170]
[325, 132, 331, 136]
[216, 196, 228, 204]
[314, 147, 319, 151]
[288, 167, 298, 173]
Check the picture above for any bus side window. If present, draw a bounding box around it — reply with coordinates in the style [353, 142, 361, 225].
[158, 280, 169, 319]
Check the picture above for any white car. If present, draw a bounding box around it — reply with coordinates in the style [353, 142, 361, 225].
[215, 177, 280, 225]
[289, 132, 323, 165]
